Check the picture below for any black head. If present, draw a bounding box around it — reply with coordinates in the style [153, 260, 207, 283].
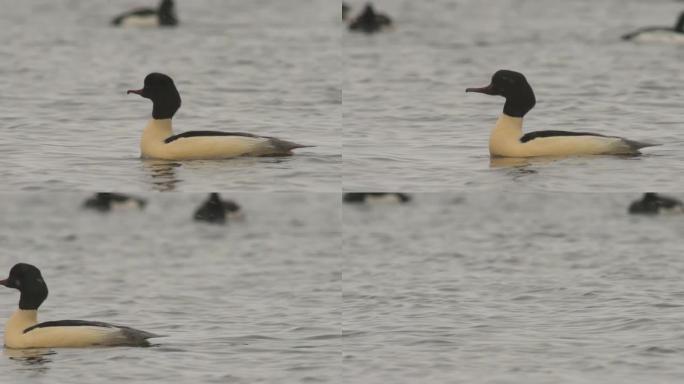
[128, 73, 182, 120]
[158, 0, 178, 26]
[466, 69, 536, 118]
[675, 11, 684, 33]
[0, 263, 49, 310]
[361, 3, 377, 19]
[208, 193, 222, 204]
[643, 192, 659, 201]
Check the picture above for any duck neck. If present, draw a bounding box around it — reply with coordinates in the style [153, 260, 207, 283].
[142, 119, 173, 144]
[6, 309, 38, 332]
[490, 114, 523, 150]
[492, 114, 523, 137]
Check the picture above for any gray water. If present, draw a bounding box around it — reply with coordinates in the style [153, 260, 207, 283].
[0, 193, 340, 383]
[343, 0, 684, 191]
[343, 193, 684, 383]
[0, 0, 340, 192]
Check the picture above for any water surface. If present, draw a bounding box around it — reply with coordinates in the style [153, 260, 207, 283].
[343, 193, 684, 383]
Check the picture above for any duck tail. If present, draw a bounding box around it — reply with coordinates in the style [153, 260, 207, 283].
[623, 138, 659, 151]
[267, 138, 315, 154]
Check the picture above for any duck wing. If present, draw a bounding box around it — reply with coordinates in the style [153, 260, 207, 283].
[24, 320, 163, 347]
[164, 131, 259, 143]
[520, 130, 609, 143]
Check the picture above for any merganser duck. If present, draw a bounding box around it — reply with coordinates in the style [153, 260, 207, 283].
[128, 73, 311, 160]
[348, 3, 393, 33]
[466, 70, 655, 157]
[193, 193, 243, 224]
[1, 263, 161, 348]
[628, 193, 684, 215]
[622, 12, 684, 42]
[83, 193, 147, 212]
[343, 193, 411, 204]
[111, 0, 178, 27]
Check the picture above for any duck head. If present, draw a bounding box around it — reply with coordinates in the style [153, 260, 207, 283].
[128, 73, 182, 120]
[466, 69, 536, 118]
[0, 263, 49, 310]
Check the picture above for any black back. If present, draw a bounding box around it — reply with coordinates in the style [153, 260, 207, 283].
[520, 130, 609, 143]
[23, 320, 116, 334]
[164, 131, 259, 144]
[343, 193, 411, 204]
[1, 263, 49, 310]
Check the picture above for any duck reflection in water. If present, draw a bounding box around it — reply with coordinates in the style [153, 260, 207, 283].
[141, 160, 182, 192]
[4, 348, 55, 371]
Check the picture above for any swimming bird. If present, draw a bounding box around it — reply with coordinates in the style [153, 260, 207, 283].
[348, 3, 393, 33]
[1, 263, 161, 348]
[83, 193, 147, 212]
[193, 193, 243, 224]
[628, 193, 684, 215]
[343, 193, 411, 204]
[128, 73, 310, 160]
[622, 11, 684, 42]
[466, 70, 655, 157]
[111, 0, 178, 27]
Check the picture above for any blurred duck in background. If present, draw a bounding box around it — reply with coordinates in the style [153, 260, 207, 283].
[83, 193, 147, 212]
[194, 193, 243, 224]
[628, 193, 684, 215]
[343, 2, 350, 21]
[343, 193, 411, 204]
[112, 0, 178, 27]
[622, 11, 684, 42]
[348, 3, 393, 33]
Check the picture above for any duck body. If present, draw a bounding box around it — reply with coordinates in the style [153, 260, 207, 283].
[1, 263, 161, 349]
[5, 310, 157, 348]
[622, 28, 684, 43]
[140, 120, 305, 160]
[622, 12, 684, 43]
[193, 193, 242, 224]
[629, 193, 684, 215]
[83, 193, 146, 212]
[489, 114, 649, 157]
[112, 0, 178, 27]
[343, 193, 411, 204]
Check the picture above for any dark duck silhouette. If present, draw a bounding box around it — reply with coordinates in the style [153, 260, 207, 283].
[112, 0, 179, 27]
[348, 3, 393, 33]
[193, 193, 243, 224]
[83, 193, 147, 212]
[628, 193, 684, 215]
[343, 193, 411, 204]
[622, 11, 684, 41]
